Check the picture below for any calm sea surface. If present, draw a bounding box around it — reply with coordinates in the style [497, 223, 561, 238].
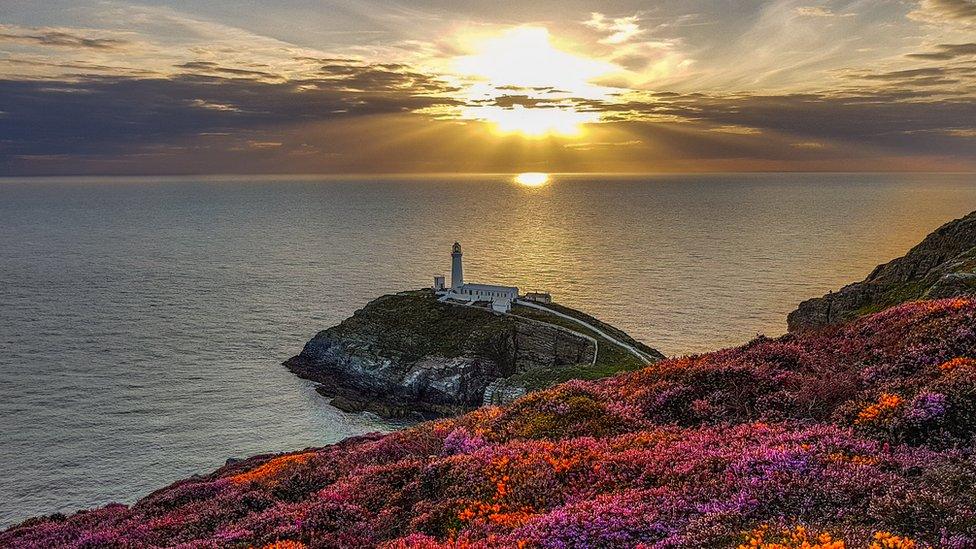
[1, 173, 975, 526]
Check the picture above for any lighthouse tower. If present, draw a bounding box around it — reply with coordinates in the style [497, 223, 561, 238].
[451, 242, 464, 289]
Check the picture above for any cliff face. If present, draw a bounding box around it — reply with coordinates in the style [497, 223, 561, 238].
[788, 210, 976, 331]
[284, 290, 600, 418]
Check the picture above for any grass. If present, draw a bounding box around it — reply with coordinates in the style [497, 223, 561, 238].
[853, 280, 931, 318]
[328, 289, 516, 360]
[503, 356, 649, 391]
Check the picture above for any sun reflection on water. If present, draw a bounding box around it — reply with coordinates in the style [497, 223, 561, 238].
[514, 172, 551, 187]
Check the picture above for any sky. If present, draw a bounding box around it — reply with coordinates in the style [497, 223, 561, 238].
[1, 0, 975, 175]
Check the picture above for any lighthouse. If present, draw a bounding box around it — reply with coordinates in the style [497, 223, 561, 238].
[434, 242, 520, 313]
[451, 242, 464, 289]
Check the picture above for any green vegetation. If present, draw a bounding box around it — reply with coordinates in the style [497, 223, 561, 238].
[510, 303, 653, 367]
[853, 280, 931, 318]
[536, 301, 660, 358]
[503, 354, 648, 391]
[329, 289, 516, 360]
[508, 302, 652, 390]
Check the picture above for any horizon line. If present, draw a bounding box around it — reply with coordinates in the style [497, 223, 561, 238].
[2, 170, 976, 180]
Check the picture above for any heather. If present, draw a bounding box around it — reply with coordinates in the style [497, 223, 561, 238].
[5, 299, 976, 548]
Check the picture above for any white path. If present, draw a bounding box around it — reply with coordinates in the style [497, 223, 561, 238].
[514, 300, 658, 364]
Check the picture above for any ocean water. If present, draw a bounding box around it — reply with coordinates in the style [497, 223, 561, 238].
[1, 173, 975, 526]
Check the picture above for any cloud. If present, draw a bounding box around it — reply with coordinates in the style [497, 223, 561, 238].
[584, 13, 644, 44]
[0, 64, 459, 165]
[907, 43, 976, 60]
[556, 84, 976, 162]
[0, 25, 131, 50]
[795, 6, 837, 17]
[847, 66, 973, 87]
[3, 72, 974, 174]
[708, 125, 763, 135]
[176, 61, 280, 80]
[563, 139, 642, 150]
[910, 0, 976, 25]
[187, 98, 243, 112]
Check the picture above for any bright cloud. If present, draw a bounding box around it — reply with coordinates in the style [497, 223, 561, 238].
[583, 13, 644, 44]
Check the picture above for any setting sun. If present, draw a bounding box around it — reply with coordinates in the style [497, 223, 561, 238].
[514, 172, 550, 186]
[452, 27, 615, 138]
[453, 27, 613, 93]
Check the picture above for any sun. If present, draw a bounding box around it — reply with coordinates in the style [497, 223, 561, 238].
[451, 27, 615, 138]
[514, 172, 551, 187]
[453, 27, 613, 94]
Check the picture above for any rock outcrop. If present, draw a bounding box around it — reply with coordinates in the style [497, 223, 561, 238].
[788, 210, 976, 331]
[284, 290, 615, 418]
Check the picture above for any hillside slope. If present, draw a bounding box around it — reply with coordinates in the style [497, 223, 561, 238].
[6, 298, 976, 548]
[788, 210, 976, 331]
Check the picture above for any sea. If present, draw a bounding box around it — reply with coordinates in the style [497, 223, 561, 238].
[1, 173, 975, 526]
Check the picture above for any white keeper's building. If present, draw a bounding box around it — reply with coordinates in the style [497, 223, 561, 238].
[433, 242, 519, 313]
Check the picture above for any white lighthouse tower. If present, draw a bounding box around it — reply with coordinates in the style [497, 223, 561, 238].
[451, 242, 464, 289]
[435, 242, 520, 313]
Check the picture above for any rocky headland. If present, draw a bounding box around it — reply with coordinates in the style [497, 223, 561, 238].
[788, 210, 976, 331]
[284, 289, 663, 418]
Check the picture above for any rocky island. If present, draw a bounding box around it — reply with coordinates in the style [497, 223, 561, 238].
[284, 289, 663, 418]
[789, 210, 976, 331]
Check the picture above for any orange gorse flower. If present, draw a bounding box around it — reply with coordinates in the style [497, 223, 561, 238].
[486, 510, 535, 529]
[456, 453, 540, 527]
[856, 393, 903, 424]
[259, 541, 306, 549]
[739, 526, 917, 549]
[945, 298, 971, 310]
[231, 452, 315, 485]
[869, 531, 916, 549]
[739, 525, 845, 549]
[546, 456, 577, 474]
[939, 357, 976, 372]
[916, 298, 971, 313]
[827, 452, 880, 466]
[458, 501, 501, 522]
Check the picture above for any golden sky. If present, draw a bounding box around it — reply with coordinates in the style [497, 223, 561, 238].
[1, 0, 975, 174]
